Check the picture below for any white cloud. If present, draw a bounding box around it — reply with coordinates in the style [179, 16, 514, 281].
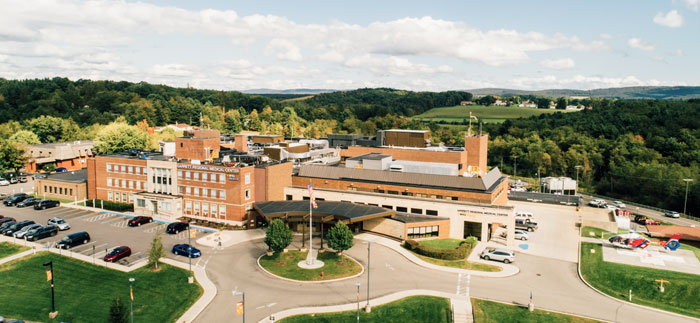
[653, 10, 683, 28]
[628, 38, 655, 51]
[508, 75, 686, 90]
[599, 33, 613, 39]
[265, 39, 303, 61]
[344, 55, 452, 76]
[151, 64, 195, 77]
[680, 0, 699, 11]
[540, 58, 576, 70]
[675, 49, 685, 56]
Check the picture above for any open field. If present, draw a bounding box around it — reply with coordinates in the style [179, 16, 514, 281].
[280, 295, 451, 323]
[0, 242, 29, 259]
[471, 298, 602, 323]
[581, 242, 700, 318]
[259, 250, 362, 281]
[411, 105, 575, 123]
[0, 252, 202, 323]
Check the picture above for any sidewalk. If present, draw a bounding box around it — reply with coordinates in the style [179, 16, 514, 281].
[355, 233, 519, 277]
[197, 228, 265, 248]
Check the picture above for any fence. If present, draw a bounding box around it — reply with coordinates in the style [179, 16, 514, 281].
[508, 191, 581, 206]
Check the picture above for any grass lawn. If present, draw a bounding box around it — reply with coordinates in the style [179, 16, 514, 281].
[404, 239, 501, 272]
[411, 105, 574, 123]
[0, 252, 202, 323]
[259, 250, 362, 281]
[0, 242, 29, 259]
[280, 295, 451, 323]
[418, 238, 463, 250]
[471, 298, 601, 323]
[580, 226, 613, 239]
[581, 242, 700, 318]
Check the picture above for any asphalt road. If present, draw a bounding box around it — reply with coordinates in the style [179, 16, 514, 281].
[581, 195, 700, 227]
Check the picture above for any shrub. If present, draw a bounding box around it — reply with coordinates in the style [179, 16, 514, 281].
[148, 233, 165, 269]
[404, 238, 475, 260]
[85, 199, 134, 212]
[326, 222, 354, 254]
[264, 219, 293, 253]
[109, 297, 129, 323]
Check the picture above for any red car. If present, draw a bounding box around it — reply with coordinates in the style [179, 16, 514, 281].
[103, 246, 131, 262]
[128, 216, 153, 227]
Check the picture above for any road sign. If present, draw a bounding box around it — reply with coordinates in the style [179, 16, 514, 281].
[236, 301, 244, 315]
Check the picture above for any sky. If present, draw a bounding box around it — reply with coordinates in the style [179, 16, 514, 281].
[0, 0, 699, 91]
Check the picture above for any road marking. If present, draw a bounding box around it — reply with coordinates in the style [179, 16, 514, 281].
[204, 256, 212, 267]
[456, 273, 463, 295]
[256, 305, 266, 310]
[385, 263, 395, 271]
[267, 302, 276, 308]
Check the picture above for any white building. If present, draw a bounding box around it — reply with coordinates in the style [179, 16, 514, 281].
[541, 177, 577, 195]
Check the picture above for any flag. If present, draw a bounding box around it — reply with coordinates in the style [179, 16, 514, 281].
[46, 270, 52, 282]
[307, 181, 314, 198]
[130, 285, 134, 301]
[311, 200, 318, 208]
[236, 301, 244, 315]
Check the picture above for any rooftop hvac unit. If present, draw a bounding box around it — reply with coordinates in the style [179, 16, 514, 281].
[389, 165, 404, 172]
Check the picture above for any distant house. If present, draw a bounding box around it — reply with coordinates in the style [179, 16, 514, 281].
[156, 122, 194, 133]
[565, 105, 582, 111]
[518, 101, 537, 108]
[25, 141, 94, 173]
[494, 100, 508, 106]
[460, 101, 474, 106]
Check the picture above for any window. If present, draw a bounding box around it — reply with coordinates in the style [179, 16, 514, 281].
[382, 205, 393, 209]
[410, 208, 422, 215]
[194, 202, 200, 214]
[211, 173, 217, 183]
[193, 187, 199, 196]
[178, 170, 182, 178]
[108, 191, 113, 200]
[128, 166, 133, 174]
[115, 192, 120, 202]
[44, 186, 47, 193]
[347, 186, 357, 191]
[137, 199, 146, 207]
[107, 178, 112, 187]
[122, 192, 127, 201]
[451, 197, 458, 201]
[129, 180, 134, 189]
[387, 190, 399, 195]
[69, 189, 73, 196]
[426, 210, 439, 216]
[202, 203, 209, 215]
[220, 190, 226, 199]
[211, 205, 218, 216]
[178, 186, 183, 195]
[194, 172, 200, 180]
[121, 165, 126, 173]
[185, 171, 191, 179]
[245, 173, 251, 185]
[186, 186, 191, 195]
[286, 194, 293, 200]
[219, 205, 226, 216]
[163, 202, 171, 212]
[185, 201, 192, 212]
[219, 174, 225, 183]
[121, 180, 126, 188]
[59, 187, 63, 195]
[373, 189, 385, 193]
[129, 195, 134, 203]
[407, 225, 439, 239]
[245, 189, 251, 200]
[106, 163, 112, 172]
[202, 188, 208, 198]
[396, 206, 407, 212]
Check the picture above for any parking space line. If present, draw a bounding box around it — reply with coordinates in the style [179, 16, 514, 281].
[59, 211, 94, 220]
[71, 241, 98, 253]
[111, 221, 128, 228]
[102, 216, 127, 225]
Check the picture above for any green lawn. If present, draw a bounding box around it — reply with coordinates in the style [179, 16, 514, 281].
[0, 252, 202, 323]
[418, 238, 464, 250]
[259, 250, 362, 281]
[472, 298, 601, 323]
[280, 295, 451, 323]
[580, 226, 613, 239]
[0, 242, 29, 259]
[403, 240, 501, 272]
[411, 105, 574, 123]
[581, 242, 700, 318]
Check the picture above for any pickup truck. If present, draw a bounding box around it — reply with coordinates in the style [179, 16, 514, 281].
[515, 218, 538, 232]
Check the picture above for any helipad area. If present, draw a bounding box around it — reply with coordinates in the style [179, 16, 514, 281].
[601, 245, 700, 275]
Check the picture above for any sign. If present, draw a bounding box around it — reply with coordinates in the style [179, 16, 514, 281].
[189, 228, 196, 239]
[178, 164, 240, 173]
[46, 270, 52, 281]
[236, 301, 244, 315]
[228, 175, 239, 181]
[458, 208, 510, 217]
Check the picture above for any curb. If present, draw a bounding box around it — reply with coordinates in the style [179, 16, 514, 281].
[577, 240, 700, 322]
[256, 252, 365, 284]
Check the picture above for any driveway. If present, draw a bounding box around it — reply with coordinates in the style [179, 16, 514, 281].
[508, 201, 580, 262]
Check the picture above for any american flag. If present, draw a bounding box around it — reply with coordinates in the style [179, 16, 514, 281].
[308, 181, 318, 208]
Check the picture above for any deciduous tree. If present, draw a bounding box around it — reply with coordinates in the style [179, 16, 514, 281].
[326, 222, 354, 255]
[264, 219, 292, 253]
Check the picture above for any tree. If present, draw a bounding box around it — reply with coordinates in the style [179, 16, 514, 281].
[536, 98, 551, 109]
[94, 121, 148, 154]
[25, 115, 80, 143]
[9, 130, 41, 145]
[42, 163, 57, 173]
[326, 222, 354, 255]
[556, 97, 567, 110]
[264, 219, 292, 253]
[0, 141, 27, 173]
[148, 233, 165, 269]
[109, 297, 129, 323]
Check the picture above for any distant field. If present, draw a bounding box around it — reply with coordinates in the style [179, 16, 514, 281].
[412, 105, 574, 123]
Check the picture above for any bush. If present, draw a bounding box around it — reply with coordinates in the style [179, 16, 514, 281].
[148, 234, 165, 269]
[85, 199, 134, 212]
[109, 297, 128, 323]
[404, 237, 477, 260]
[326, 222, 354, 254]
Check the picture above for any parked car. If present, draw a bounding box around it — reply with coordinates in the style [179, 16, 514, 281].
[166, 222, 188, 234]
[55, 232, 90, 249]
[0, 178, 10, 186]
[14, 224, 41, 239]
[515, 218, 538, 232]
[19, 176, 27, 183]
[0, 221, 17, 232]
[55, 167, 68, 173]
[172, 244, 201, 258]
[515, 211, 538, 224]
[2, 220, 36, 236]
[34, 199, 60, 210]
[664, 211, 681, 218]
[612, 201, 626, 208]
[25, 225, 59, 241]
[15, 197, 38, 208]
[128, 216, 153, 227]
[514, 230, 529, 241]
[8, 177, 18, 184]
[480, 248, 515, 263]
[0, 217, 16, 226]
[104, 246, 132, 262]
[3, 193, 29, 206]
[47, 217, 70, 231]
[35, 174, 46, 179]
[588, 199, 607, 208]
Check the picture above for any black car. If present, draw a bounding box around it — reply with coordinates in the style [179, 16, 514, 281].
[2, 220, 35, 236]
[166, 222, 188, 234]
[34, 199, 60, 210]
[0, 220, 17, 231]
[55, 231, 91, 249]
[3, 193, 29, 206]
[15, 197, 38, 208]
[25, 225, 59, 241]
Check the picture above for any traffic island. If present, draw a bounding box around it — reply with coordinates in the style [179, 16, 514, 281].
[403, 238, 502, 272]
[258, 250, 363, 282]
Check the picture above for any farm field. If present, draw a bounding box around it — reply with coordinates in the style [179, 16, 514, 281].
[411, 105, 575, 123]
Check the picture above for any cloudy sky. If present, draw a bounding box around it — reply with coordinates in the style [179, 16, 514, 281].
[1, 0, 698, 91]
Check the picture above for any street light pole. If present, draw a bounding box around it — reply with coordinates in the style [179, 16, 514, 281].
[43, 261, 56, 314]
[129, 277, 135, 323]
[234, 291, 245, 323]
[188, 221, 195, 283]
[356, 282, 361, 323]
[362, 241, 373, 312]
[683, 179, 693, 216]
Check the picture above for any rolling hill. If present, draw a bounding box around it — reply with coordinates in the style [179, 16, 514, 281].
[468, 86, 700, 100]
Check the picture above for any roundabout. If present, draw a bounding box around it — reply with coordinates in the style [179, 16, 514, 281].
[257, 250, 364, 283]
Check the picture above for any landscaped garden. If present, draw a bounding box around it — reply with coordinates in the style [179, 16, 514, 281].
[259, 250, 362, 281]
[471, 298, 602, 323]
[581, 242, 700, 318]
[280, 295, 451, 323]
[0, 241, 29, 259]
[0, 252, 202, 323]
[403, 237, 501, 272]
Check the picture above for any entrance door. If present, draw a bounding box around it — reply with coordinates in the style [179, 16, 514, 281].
[463, 221, 482, 240]
[153, 201, 158, 215]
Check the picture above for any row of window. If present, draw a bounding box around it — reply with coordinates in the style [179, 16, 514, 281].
[287, 195, 438, 216]
[107, 178, 146, 190]
[178, 186, 227, 199]
[184, 200, 227, 217]
[44, 186, 73, 196]
[178, 170, 227, 183]
[106, 163, 146, 175]
[407, 226, 439, 239]
[107, 191, 134, 204]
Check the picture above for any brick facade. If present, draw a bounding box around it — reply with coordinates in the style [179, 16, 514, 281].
[35, 179, 87, 202]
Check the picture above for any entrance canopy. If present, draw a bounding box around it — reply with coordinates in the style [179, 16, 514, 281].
[253, 201, 394, 224]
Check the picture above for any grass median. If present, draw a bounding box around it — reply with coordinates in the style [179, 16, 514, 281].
[280, 295, 451, 323]
[259, 250, 362, 281]
[0, 252, 202, 323]
[472, 298, 601, 322]
[404, 238, 501, 272]
[0, 242, 29, 259]
[581, 242, 700, 318]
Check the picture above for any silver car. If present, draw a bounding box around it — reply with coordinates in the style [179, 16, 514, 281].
[480, 248, 516, 263]
[14, 223, 41, 238]
[514, 230, 529, 241]
[48, 217, 70, 231]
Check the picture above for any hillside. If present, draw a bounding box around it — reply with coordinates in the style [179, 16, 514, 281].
[411, 105, 575, 123]
[468, 86, 700, 100]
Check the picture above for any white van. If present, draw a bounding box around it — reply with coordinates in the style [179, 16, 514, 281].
[516, 211, 537, 224]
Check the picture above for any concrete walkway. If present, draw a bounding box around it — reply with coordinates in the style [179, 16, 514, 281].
[0, 248, 35, 265]
[355, 233, 519, 277]
[258, 289, 468, 323]
[451, 298, 473, 323]
[197, 228, 265, 248]
[160, 257, 218, 323]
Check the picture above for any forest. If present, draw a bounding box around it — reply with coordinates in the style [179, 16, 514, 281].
[0, 77, 698, 216]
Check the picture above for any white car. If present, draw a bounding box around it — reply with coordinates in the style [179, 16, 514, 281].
[48, 217, 70, 231]
[664, 211, 680, 218]
[514, 230, 529, 241]
[612, 201, 626, 208]
[516, 211, 537, 222]
[14, 223, 41, 238]
[588, 199, 607, 208]
[480, 248, 516, 264]
[0, 179, 9, 186]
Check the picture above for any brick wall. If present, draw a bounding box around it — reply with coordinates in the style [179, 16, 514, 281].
[174, 137, 220, 161]
[35, 179, 87, 201]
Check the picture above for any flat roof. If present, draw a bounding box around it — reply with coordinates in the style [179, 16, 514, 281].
[29, 141, 93, 148]
[383, 129, 429, 133]
[347, 153, 391, 161]
[254, 200, 394, 223]
[42, 168, 87, 183]
[392, 213, 449, 223]
[102, 152, 170, 161]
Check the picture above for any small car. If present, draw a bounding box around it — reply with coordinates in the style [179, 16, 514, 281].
[588, 199, 607, 208]
[128, 216, 153, 227]
[514, 230, 529, 241]
[15, 197, 38, 208]
[0, 217, 16, 226]
[2, 220, 35, 236]
[3, 193, 29, 206]
[0, 179, 9, 186]
[612, 201, 626, 208]
[104, 246, 132, 262]
[14, 224, 41, 239]
[34, 199, 60, 210]
[172, 244, 201, 258]
[480, 248, 515, 264]
[8, 177, 18, 184]
[664, 211, 680, 218]
[19, 177, 27, 183]
[55, 167, 68, 173]
[47, 217, 70, 231]
[55, 231, 90, 249]
[25, 225, 59, 241]
[166, 222, 188, 234]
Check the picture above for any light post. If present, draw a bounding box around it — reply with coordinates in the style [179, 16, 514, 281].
[683, 179, 693, 216]
[361, 241, 373, 312]
[43, 261, 56, 315]
[129, 277, 135, 323]
[356, 282, 361, 323]
[233, 291, 245, 323]
[187, 221, 196, 283]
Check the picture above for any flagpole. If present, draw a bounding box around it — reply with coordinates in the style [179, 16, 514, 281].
[308, 195, 313, 265]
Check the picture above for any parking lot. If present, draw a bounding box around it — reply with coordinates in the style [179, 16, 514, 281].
[0, 204, 213, 266]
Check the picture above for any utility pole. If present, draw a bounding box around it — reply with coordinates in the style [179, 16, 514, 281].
[362, 241, 373, 312]
[683, 179, 693, 216]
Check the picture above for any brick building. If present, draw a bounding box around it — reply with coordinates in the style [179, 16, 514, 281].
[35, 168, 88, 202]
[25, 141, 94, 173]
